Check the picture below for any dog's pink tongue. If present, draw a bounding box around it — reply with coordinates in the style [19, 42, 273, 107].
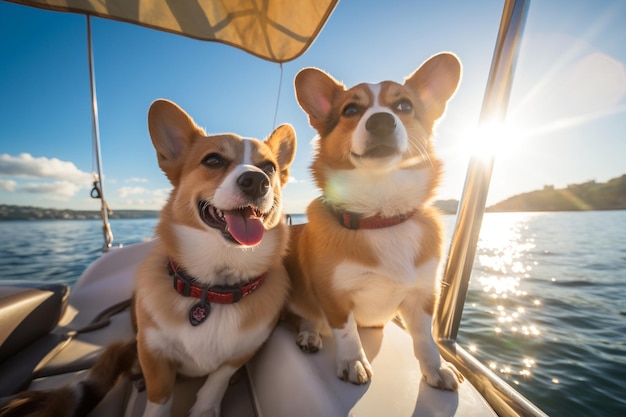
[224, 208, 264, 246]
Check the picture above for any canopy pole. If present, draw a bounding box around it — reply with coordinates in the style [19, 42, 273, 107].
[86, 15, 114, 251]
[435, 0, 530, 341]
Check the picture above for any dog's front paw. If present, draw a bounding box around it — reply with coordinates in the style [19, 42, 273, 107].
[297, 330, 323, 353]
[336, 356, 373, 385]
[188, 403, 220, 417]
[422, 360, 464, 391]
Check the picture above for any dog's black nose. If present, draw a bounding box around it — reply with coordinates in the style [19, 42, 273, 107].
[365, 112, 396, 137]
[237, 171, 270, 199]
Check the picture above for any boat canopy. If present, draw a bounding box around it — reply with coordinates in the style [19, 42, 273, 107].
[7, 0, 338, 62]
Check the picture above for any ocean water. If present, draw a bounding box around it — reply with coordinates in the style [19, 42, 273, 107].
[454, 211, 626, 417]
[1, 211, 625, 416]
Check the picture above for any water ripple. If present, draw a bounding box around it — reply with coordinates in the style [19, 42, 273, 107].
[455, 211, 626, 417]
[1, 213, 625, 416]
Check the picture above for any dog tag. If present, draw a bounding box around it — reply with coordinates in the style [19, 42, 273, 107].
[189, 301, 210, 326]
[189, 286, 211, 326]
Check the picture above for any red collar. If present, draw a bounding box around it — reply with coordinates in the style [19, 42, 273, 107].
[168, 259, 265, 305]
[325, 202, 415, 230]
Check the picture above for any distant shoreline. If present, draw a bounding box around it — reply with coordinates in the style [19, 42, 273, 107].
[0, 205, 160, 221]
[2, 174, 625, 221]
[1, 202, 625, 222]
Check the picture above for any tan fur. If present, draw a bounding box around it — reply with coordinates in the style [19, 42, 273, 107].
[134, 99, 295, 416]
[286, 53, 465, 389]
[423, 293, 439, 317]
[0, 100, 296, 417]
[0, 341, 137, 417]
[0, 388, 79, 417]
[226, 351, 256, 370]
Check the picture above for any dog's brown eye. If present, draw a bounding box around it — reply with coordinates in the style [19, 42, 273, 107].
[202, 153, 227, 168]
[394, 99, 413, 113]
[342, 103, 360, 117]
[260, 162, 276, 175]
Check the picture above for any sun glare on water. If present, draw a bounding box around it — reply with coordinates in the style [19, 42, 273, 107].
[462, 213, 545, 383]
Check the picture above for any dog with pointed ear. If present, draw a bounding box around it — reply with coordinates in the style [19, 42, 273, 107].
[0, 99, 298, 417]
[134, 99, 296, 417]
[285, 53, 464, 390]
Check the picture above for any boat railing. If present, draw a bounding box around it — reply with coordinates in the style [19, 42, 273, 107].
[434, 1, 547, 416]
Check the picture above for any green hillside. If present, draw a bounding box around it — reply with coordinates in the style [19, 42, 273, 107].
[488, 175, 626, 212]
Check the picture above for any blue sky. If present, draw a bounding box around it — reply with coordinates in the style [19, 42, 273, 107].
[1, 0, 625, 214]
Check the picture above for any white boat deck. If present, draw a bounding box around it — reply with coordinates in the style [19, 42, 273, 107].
[23, 242, 498, 416]
[250, 322, 497, 417]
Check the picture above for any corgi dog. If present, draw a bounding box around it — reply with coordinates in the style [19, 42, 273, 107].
[284, 53, 463, 390]
[134, 99, 295, 417]
[0, 100, 295, 417]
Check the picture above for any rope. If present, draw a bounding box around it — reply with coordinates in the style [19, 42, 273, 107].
[90, 174, 110, 209]
[29, 298, 133, 380]
[272, 63, 284, 129]
[86, 16, 115, 251]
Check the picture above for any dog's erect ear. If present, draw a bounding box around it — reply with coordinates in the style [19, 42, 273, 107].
[148, 99, 204, 185]
[294, 68, 344, 133]
[405, 52, 462, 121]
[265, 124, 296, 186]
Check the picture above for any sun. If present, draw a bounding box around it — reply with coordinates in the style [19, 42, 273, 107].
[465, 119, 523, 163]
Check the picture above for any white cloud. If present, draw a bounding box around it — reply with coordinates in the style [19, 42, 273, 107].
[122, 197, 167, 208]
[22, 180, 81, 199]
[153, 188, 171, 199]
[117, 186, 171, 209]
[125, 177, 149, 183]
[0, 153, 92, 184]
[0, 154, 92, 202]
[288, 176, 311, 184]
[118, 186, 149, 198]
[0, 179, 16, 191]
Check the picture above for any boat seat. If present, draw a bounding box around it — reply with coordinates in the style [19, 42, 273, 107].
[0, 283, 70, 396]
[27, 243, 155, 378]
[1, 242, 256, 416]
[24, 307, 256, 417]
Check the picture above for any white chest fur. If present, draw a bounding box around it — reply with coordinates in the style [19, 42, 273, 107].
[331, 221, 441, 326]
[145, 301, 269, 377]
[141, 224, 279, 376]
[173, 224, 278, 284]
[324, 167, 432, 217]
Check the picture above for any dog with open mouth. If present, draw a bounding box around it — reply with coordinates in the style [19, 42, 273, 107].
[0, 100, 296, 417]
[135, 99, 295, 417]
[284, 53, 464, 390]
